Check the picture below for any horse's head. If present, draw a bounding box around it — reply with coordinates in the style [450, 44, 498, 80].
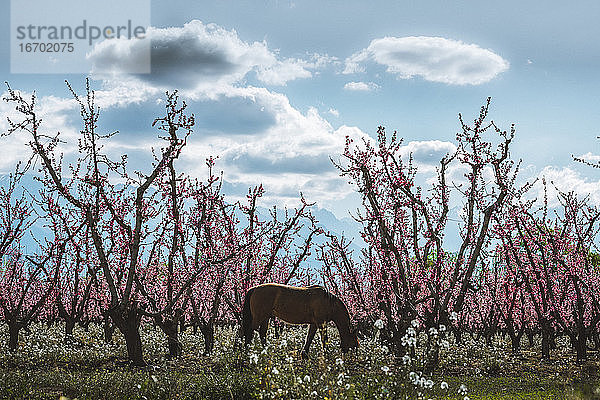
[341, 327, 359, 353]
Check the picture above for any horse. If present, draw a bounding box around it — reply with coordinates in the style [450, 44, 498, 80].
[241, 283, 359, 358]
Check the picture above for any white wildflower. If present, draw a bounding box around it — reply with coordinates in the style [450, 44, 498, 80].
[381, 365, 390, 373]
[406, 336, 417, 347]
[441, 381, 449, 390]
[409, 371, 419, 384]
[374, 319, 384, 329]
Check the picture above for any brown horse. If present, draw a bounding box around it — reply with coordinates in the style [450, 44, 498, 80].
[241, 283, 359, 358]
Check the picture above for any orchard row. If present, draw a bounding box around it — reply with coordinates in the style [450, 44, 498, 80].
[1, 82, 599, 368]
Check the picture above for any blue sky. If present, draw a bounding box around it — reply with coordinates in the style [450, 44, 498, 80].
[2, 0, 600, 224]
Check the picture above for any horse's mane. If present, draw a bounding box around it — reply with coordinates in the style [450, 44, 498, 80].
[306, 285, 350, 321]
[305, 284, 335, 300]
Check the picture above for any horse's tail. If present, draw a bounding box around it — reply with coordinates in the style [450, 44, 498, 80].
[241, 288, 255, 341]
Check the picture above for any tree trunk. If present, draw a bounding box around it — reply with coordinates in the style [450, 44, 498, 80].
[108, 303, 145, 366]
[541, 322, 551, 360]
[453, 329, 463, 346]
[575, 330, 587, 362]
[424, 332, 440, 374]
[123, 325, 145, 366]
[510, 334, 521, 353]
[485, 331, 493, 347]
[527, 329, 535, 348]
[200, 323, 215, 355]
[103, 316, 115, 343]
[156, 317, 182, 359]
[505, 319, 522, 354]
[8, 322, 21, 351]
[550, 331, 557, 350]
[167, 332, 182, 359]
[65, 318, 76, 336]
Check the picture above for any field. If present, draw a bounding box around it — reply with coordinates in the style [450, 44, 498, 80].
[1, 322, 599, 399]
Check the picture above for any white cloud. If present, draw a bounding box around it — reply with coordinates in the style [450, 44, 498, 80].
[575, 152, 600, 163]
[530, 166, 600, 207]
[0, 91, 80, 173]
[2, 83, 369, 209]
[87, 20, 331, 90]
[2, 20, 359, 210]
[343, 50, 369, 74]
[343, 81, 379, 91]
[172, 87, 371, 207]
[328, 108, 340, 117]
[256, 58, 312, 85]
[344, 36, 509, 85]
[399, 140, 457, 169]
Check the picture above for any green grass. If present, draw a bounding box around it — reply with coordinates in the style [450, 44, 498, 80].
[0, 323, 599, 399]
[440, 376, 575, 399]
[1, 369, 597, 400]
[0, 368, 256, 400]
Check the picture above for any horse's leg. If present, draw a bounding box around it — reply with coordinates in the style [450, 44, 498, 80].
[302, 324, 317, 359]
[244, 322, 254, 346]
[319, 323, 328, 351]
[259, 318, 269, 346]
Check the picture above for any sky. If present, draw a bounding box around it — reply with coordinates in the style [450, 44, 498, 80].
[2, 0, 600, 229]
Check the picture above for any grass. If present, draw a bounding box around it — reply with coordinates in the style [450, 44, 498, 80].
[0, 369, 256, 400]
[0, 322, 599, 399]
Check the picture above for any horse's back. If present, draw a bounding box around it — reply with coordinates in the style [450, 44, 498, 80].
[249, 283, 332, 325]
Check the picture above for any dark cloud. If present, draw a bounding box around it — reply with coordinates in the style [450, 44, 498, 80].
[145, 35, 240, 88]
[88, 20, 316, 90]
